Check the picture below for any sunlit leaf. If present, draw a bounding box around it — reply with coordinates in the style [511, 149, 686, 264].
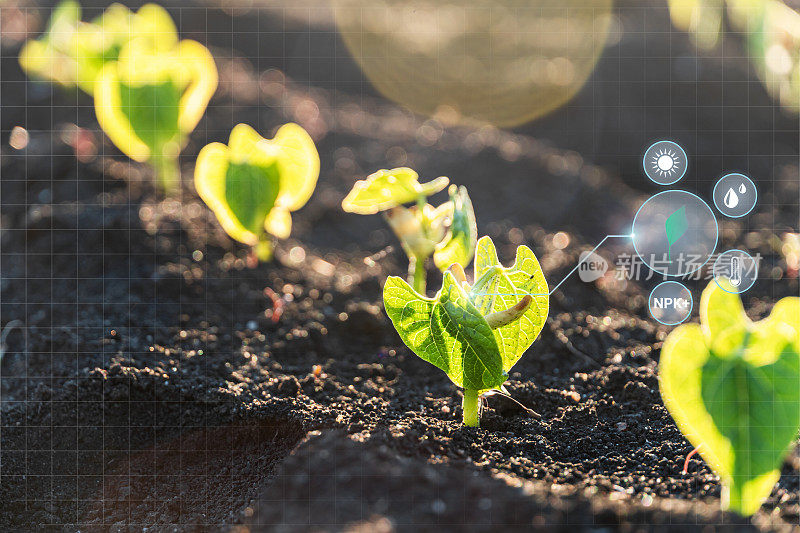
[176, 39, 219, 134]
[667, 0, 723, 50]
[195, 123, 319, 255]
[469, 236, 549, 372]
[93, 16, 217, 191]
[18, 0, 83, 90]
[660, 282, 800, 516]
[119, 78, 182, 155]
[264, 206, 292, 240]
[133, 3, 178, 53]
[195, 143, 256, 246]
[383, 272, 506, 391]
[383, 235, 549, 427]
[272, 123, 321, 211]
[18, 2, 179, 94]
[342, 167, 449, 214]
[224, 162, 281, 236]
[94, 63, 150, 161]
[433, 185, 477, 271]
[700, 278, 748, 344]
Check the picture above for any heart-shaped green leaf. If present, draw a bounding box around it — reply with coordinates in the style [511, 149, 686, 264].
[195, 128, 280, 246]
[469, 236, 549, 372]
[119, 78, 182, 156]
[224, 162, 281, 236]
[660, 281, 800, 516]
[383, 272, 506, 391]
[195, 123, 318, 253]
[342, 167, 449, 214]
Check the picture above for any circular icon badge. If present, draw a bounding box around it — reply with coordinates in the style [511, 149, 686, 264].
[648, 281, 693, 325]
[632, 190, 718, 277]
[643, 140, 687, 185]
[713, 173, 757, 218]
[713, 249, 758, 293]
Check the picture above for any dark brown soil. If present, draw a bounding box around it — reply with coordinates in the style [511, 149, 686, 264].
[1, 0, 798, 531]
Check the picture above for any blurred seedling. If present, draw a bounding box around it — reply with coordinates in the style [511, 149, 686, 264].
[668, 0, 800, 112]
[660, 280, 800, 516]
[342, 167, 477, 294]
[19, 1, 155, 94]
[195, 123, 320, 262]
[383, 236, 549, 427]
[93, 4, 218, 192]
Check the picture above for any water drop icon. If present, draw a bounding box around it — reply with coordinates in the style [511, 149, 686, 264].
[724, 187, 739, 209]
[714, 174, 757, 217]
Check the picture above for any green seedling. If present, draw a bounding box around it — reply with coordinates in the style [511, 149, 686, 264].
[342, 167, 477, 294]
[660, 280, 800, 516]
[19, 2, 173, 94]
[668, 0, 800, 111]
[93, 4, 218, 192]
[194, 123, 320, 262]
[383, 236, 549, 427]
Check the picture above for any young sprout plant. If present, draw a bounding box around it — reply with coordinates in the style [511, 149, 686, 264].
[20, 1, 129, 93]
[342, 168, 477, 294]
[19, 0, 88, 91]
[659, 280, 800, 516]
[93, 4, 218, 192]
[383, 236, 549, 427]
[19, 2, 189, 96]
[194, 123, 320, 262]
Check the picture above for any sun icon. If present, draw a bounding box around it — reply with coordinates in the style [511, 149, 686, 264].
[651, 148, 680, 179]
[643, 141, 686, 184]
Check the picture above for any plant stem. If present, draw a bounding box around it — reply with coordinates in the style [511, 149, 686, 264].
[409, 255, 426, 294]
[152, 154, 180, 193]
[723, 481, 751, 516]
[255, 236, 273, 262]
[462, 389, 480, 427]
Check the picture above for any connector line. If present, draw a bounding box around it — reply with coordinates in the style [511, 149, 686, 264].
[473, 234, 634, 297]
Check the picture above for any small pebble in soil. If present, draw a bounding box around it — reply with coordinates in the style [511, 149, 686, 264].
[565, 391, 581, 402]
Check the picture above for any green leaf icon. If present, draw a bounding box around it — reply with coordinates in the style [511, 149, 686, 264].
[665, 205, 688, 261]
[659, 281, 800, 516]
